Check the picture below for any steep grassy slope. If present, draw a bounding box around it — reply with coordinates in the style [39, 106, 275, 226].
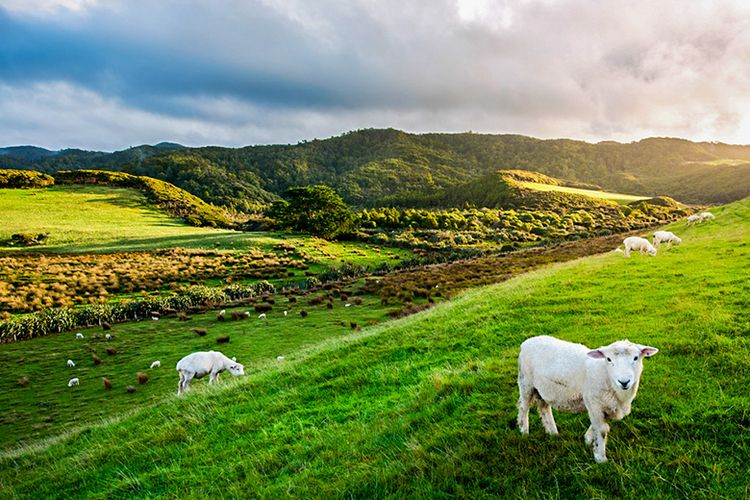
[5, 129, 750, 207]
[1, 198, 747, 496]
[0, 186, 410, 263]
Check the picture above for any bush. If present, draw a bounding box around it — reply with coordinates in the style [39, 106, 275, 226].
[0, 169, 54, 188]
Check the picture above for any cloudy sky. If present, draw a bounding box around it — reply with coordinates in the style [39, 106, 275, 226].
[1, 0, 750, 150]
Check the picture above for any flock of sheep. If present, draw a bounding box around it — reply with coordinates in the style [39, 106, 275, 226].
[517, 211, 714, 462]
[65, 332, 162, 389]
[63, 305, 300, 394]
[60, 209, 716, 464]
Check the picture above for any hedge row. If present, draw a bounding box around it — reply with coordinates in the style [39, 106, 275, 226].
[0, 281, 274, 343]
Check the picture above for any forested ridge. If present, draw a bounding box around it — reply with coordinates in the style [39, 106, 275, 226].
[3, 128, 750, 209]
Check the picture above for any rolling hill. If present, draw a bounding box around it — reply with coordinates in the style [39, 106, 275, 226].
[1, 195, 747, 497]
[3, 129, 750, 210]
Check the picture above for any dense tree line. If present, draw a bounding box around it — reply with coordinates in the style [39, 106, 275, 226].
[4, 129, 750, 210]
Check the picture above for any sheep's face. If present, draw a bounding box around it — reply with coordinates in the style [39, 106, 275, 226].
[647, 246, 657, 256]
[588, 341, 658, 391]
[228, 363, 245, 376]
[673, 237, 682, 245]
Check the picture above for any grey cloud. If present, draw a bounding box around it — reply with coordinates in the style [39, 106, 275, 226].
[1, 0, 750, 148]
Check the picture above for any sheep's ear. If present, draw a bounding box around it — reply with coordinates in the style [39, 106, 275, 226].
[640, 346, 659, 357]
[587, 349, 606, 359]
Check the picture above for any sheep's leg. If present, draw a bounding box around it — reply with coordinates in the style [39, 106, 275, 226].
[177, 372, 185, 397]
[517, 377, 534, 434]
[587, 409, 610, 463]
[538, 401, 558, 435]
[623, 247, 631, 258]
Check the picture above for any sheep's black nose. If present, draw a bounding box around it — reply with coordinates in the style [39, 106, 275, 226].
[618, 379, 630, 389]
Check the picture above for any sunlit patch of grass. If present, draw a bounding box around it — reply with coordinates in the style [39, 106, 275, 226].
[519, 181, 649, 204]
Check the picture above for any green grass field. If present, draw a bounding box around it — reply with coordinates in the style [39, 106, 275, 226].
[0, 186, 410, 265]
[520, 181, 650, 204]
[0, 198, 748, 497]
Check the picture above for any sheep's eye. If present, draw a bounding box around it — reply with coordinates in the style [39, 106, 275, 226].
[633, 356, 639, 361]
[606, 357, 612, 362]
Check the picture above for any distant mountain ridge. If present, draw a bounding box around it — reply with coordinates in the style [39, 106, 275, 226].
[2, 129, 750, 209]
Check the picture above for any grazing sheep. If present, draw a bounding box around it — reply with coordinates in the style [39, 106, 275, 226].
[102, 323, 111, 331]
[18, 376, 30, 387]
[102, 377, 112, 390]
[75, 333, 84, 340]
[283, 310, 288, 317]
[106, 347, 117, 356]
[686, 214, 702, 225]
[699, 211, 715, 221]
[258, 313, 267, 319]
[68, 377, 80, 387]
[276, 355, 285, 361]
[345, 303, 352, 307]
[517, 335, 658, 463]
[176, 351, 245, 397]
[622, 236, 657, 257]
[300, 310, 308, 318]
[126, 386, 137, 393]
[105, 333, 113, 340]
[92, 353, 102, 365]
[67, 359, 75, 368]
[150, 360, 161, 369]
[151, 316, 160, 321]
[653, 231, 682, 247]
[193, 328, 208, 337]
[136, 372, 149, 384]
[216, 335, 230, 344]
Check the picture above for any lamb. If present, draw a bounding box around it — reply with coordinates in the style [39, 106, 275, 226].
[686, 214, 702, 225]
[622, 236, 657, 257]
[150, 360, 161, 369]
[75, 333, 84, 340]
[68, 377, 80, 387]
[176, 350, 245, 397]
[67, 359, 75, 368]
[652, 230, 682, 247]
[699, 211, 715, 221]
[517, 335, 658, 463]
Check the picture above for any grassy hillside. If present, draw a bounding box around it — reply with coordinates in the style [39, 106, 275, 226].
[519, 181, 650, 204]
[1, 197, 747, 496]
[4, 129, 750, 208]
[0, 185, 406, 260]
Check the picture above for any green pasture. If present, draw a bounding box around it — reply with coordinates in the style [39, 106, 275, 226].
[0, 185, 411, 264]
[0, 197, 748, 497]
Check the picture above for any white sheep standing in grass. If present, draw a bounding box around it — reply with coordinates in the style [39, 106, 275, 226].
[67, 359, 75, 368]
[686, 214, 702, 225]
[622, 236, 657, 257]
[68, 377, 80, 387]
[258, 313, 267, 319]
[75, 333, 84, 340]
[652, 231, 682, 247]
[176, 351, 244, 397]
[699, 211, 715, 221]
[150, 360, 161, 369]
[517, 335, 658, 463]
[105, 333, 113, 340]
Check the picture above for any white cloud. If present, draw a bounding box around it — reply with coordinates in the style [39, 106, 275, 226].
[2, 0, 750, 147]
[0, 0, 101, 15]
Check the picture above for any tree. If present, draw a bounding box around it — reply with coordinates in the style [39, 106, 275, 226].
[269, 185, 355, 239]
